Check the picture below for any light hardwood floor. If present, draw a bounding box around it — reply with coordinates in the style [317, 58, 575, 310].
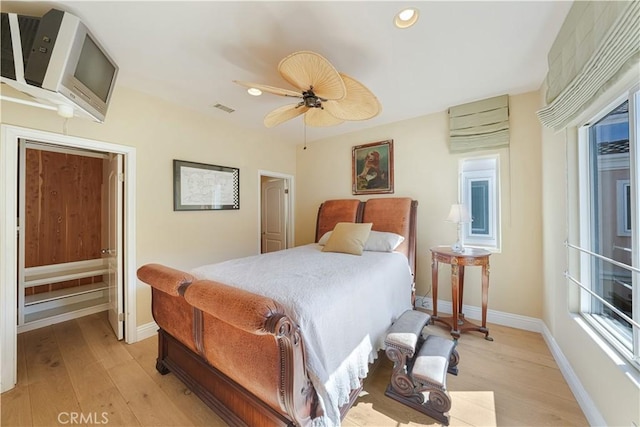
[1, 312, 588, 426]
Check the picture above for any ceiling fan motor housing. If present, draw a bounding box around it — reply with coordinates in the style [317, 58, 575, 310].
[303, 90, 322, 108]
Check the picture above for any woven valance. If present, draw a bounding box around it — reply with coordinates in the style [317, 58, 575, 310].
[538, 1, 640, 131]
[448, 94, 509, 153]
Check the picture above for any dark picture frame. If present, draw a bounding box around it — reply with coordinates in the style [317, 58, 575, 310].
[352, 139, 394, 195]
[173, 160, 239, 211]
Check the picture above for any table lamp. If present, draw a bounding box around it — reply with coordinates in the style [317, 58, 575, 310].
[446, 204, 471, 253]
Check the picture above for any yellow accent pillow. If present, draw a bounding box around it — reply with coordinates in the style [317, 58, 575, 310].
[321, 222, 373, 255]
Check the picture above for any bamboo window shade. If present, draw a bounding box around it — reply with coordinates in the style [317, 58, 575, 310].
[537, 1, 640, 130]
[448, 94, 509, 153]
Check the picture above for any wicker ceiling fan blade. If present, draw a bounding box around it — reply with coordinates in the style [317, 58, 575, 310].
[264, 104, 310, 128]
[278, 51, 346, 100]
[304, 108, 345, 127]
[233, 80, 302, 98]
[321, 73, 382, 121]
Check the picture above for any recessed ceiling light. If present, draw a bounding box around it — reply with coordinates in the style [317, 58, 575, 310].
[248, 88, 262, 96]
[394, 7, 419, 29]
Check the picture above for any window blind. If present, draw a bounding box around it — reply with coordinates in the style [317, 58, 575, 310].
[448, 94, 509, 153]
[538, 1, 640, 130]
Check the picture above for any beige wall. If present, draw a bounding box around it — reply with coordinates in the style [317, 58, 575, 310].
[1, 84, 296, 325]
[295, 91, 544, 319]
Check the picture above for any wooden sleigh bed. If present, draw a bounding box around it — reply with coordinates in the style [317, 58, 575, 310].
[137, 197, 418, 426]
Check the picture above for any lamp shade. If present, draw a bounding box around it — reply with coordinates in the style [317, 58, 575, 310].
[446, 204, 471, 223]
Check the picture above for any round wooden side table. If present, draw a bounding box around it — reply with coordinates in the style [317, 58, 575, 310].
[430, 246, 492, 341]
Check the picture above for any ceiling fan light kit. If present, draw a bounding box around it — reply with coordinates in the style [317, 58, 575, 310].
[234, 50, 381, 128]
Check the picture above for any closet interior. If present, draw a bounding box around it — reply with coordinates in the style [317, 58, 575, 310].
[17, 140, 114, 332]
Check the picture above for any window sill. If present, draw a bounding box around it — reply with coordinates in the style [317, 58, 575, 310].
[463, 244, 501, 254]
[573, 313, 640, 384]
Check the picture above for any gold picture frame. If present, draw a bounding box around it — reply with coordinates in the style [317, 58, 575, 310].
[352, 139, 394, 195]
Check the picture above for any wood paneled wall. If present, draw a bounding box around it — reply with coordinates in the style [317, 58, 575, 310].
[24, 149, 103, 293]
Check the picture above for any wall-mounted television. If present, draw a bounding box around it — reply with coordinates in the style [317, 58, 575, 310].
[1, 9, 118, 122]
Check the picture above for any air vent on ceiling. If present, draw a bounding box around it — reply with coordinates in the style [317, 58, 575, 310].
[212, 103, 235, 113]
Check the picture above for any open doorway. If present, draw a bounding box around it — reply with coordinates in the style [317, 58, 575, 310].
[17, 141, 124, 339]
[258, 170, 294, 253]
[0, 125, 137, 393]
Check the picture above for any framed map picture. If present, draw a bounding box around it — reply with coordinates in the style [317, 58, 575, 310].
[352, 139, 394, 195]
[173, 160, 239, 210]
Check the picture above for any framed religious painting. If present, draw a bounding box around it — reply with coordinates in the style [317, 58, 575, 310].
[352, 139, 394, 195]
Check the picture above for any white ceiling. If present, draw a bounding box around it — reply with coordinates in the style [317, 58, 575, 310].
[3, 1, 572, 144]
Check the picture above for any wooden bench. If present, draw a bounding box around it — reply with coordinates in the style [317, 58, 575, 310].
[384, 310, 459, 425]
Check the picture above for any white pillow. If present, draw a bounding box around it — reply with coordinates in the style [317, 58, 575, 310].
[364, 231, 405, 252]
[318, 231, 333, 245]
[319, 229, 404, 252]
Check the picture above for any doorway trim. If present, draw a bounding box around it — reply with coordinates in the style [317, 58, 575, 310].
[258, 170, 294, 253]
[0, 124, 137, 393]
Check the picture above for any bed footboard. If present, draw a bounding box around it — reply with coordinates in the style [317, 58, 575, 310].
[138, 264, 318, 427]
[156, 328, 294, 426]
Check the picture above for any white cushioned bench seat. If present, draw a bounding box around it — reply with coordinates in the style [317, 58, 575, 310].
[385, 310, 430, 356]
[412, 335, 456, 388]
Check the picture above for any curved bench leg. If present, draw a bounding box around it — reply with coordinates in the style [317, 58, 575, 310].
[448, 348, 460, 376]
[415, 385, 452, 425]
[386, 378, 452, 426]
[385, 346, 418, 398]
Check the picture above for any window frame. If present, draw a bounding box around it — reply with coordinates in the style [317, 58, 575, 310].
[575, 86, 640, 369]
[616, 179, 632, 237]
[459, 155, 500, 252]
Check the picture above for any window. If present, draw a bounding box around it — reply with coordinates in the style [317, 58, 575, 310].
[575, 87, 640, 367]
[459, 156, 500, 251]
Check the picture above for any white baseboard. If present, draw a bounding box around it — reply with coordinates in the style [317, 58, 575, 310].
[413, 296, 604, 425]
[541, 323, 607, 426]
[414, 296, 543, 332]
[136, 321, 158, 342]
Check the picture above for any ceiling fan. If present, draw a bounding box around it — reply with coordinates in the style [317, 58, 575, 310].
[234, 51, 381, 128]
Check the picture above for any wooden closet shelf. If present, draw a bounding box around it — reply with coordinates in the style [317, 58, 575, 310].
[24, 297, 110, 324]
[24, 259, 109, 288]
[24, 282, 109, 306]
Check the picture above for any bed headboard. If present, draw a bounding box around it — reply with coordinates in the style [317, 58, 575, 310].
[362, 198, 418, 276]
[315, 197, 418, 276]
[315, 199, 364, 242]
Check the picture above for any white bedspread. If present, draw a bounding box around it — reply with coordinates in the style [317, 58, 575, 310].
[191, 244, 413, 426]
